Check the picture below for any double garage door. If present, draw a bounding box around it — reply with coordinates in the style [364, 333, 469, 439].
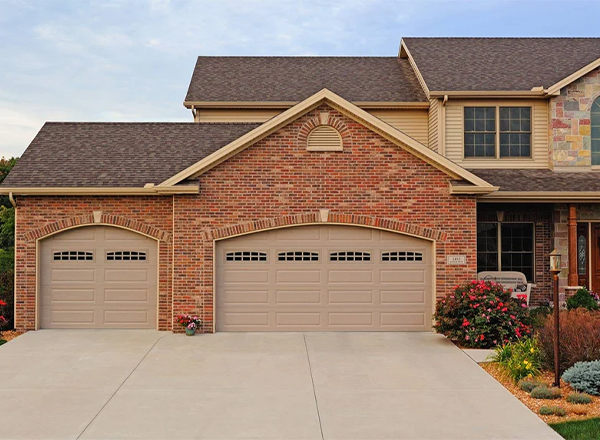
[40, 226, 157, 329]
[216, 225, 433, 331]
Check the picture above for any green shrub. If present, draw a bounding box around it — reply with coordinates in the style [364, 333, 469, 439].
[566, 392, 593, 405]
[491, 337, 541, 382]
[531, 386, 562, 399]
[562, 361, 600, 396]
[539, 405, 567, 417]
[567, 287, 600, 311]
[518, 378, 546, 393]
[529, 305, 552, 330]
[434, 280, 531, 348]
[536, 309, 600, 371]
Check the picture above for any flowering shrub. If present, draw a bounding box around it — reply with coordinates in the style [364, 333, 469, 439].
[176, 315, 201, 331]
[492, 337, 541, 382]
[536, 309, 600, 371]
[433, 280, 531, 348]
[566, 287, 600, 311]
[0, 298, 7, 330]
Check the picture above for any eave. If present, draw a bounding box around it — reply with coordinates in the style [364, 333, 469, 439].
[0, 185, 199, 196]
[428, 90, 549, 99]
[477, 191, 600, 203]
[449, 184, 499, 195]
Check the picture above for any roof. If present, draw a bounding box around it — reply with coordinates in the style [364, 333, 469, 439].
[1, 122, 259, 188]
[184, 57, 427, 103]
[402, 37, 600, 92]
[469, 169, 600, 192]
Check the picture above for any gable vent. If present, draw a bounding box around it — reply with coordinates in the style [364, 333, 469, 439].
[307, 126, 343, 151]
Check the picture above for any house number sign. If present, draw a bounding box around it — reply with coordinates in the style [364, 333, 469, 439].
[447, 255, 467, 265]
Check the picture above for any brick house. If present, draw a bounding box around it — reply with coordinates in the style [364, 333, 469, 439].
[3, 37, 600, 333]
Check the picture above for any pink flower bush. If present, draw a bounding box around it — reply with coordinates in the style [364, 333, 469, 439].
[434, 280, 532, 349]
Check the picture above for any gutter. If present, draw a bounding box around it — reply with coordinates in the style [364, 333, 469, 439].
[183, 100, 431, 110]
[478, 191, 600, 202]
[0, 185, 199, 196]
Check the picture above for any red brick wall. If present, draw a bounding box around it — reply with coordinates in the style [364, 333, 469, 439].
[14, 105, 478, 332]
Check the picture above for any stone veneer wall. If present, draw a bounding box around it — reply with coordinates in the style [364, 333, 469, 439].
[551, 67, 600, 167]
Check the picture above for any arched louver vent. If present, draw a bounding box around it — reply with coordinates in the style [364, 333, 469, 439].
[307, 126, 343, 151]
[53, 251, 93, 261]
[330, 251, 371, 262]
[107, 251, 147, 261]
[225, 251, 267, 262]
[278, 251, 319, 261]
[382, 251, 423, 262]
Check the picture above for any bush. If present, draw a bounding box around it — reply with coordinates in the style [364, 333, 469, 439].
[569, 405, 590, 416]
[518, 378, 546, 393]
[536, 309, 600, 371]
[531, 386, 562, 399]
[491, 337, 541, 382]
[434, 280, 531, 348]
[566, 287, 600, 311]
[529, 305, 552, 330]
[539, 406, 567, 417]
[566, 392, 593, 405]
[562, 361, 600, 396]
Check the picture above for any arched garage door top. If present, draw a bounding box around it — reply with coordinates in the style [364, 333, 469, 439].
[216, 224, 433, 332]
[40, 225, 158, 329]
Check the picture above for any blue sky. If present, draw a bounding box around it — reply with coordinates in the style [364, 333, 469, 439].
[1, 0, 600, 158]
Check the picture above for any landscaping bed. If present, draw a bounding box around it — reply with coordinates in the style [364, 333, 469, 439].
[0, 330, 20, 344]
[482, 363, 600, 424]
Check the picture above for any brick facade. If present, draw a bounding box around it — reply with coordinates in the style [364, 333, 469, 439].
[551, 67, 600, 168]
[14, 105, 478, 332]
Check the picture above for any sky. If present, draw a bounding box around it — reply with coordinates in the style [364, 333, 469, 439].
[1, 0, 600, 158]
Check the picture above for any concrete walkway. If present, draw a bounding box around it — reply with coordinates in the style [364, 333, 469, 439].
[0, 330, 560, 440]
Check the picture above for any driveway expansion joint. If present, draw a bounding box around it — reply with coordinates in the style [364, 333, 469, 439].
[303, 333, 325, 440]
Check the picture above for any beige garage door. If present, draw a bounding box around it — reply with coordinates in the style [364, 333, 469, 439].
[216, 225, 433, 331]
[40, 226, 158, 329]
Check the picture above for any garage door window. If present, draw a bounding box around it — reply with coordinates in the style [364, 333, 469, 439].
[330, 251, 371, 262]
[53, 251, 94, 261]
[225, 251, 267, 262]
[106, 251, 147, 261]
[278, 251, 319, 261]
[382, 251, 423, 262]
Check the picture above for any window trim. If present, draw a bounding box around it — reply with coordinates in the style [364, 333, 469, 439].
[462, 105, 533, 160]
[476, 221, 536, 282]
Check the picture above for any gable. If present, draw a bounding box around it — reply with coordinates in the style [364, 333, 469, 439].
[161, 89, 495, 192]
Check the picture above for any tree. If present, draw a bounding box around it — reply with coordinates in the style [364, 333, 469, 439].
[0, 157, 17, 330]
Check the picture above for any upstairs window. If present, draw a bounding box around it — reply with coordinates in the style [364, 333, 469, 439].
[592, 97, 600, 165]
[464, 106, 531, 158]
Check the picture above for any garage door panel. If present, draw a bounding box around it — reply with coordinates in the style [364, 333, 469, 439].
[217, 225, 433, 332]
[223, 290, 270, 304]
[40, 226, 157, 329]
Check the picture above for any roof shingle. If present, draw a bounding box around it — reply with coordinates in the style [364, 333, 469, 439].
[403, 37, 600, 91]
[184, 56, 427, 103]
[1, 122, 260, 188]
[469, 169, 600, 192]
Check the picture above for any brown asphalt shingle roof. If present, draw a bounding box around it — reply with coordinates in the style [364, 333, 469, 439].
[469, 169, 600, 192]
[184, 57, 428, 103]
[1, 122, 260, 187]
[403, 37, 600, 91]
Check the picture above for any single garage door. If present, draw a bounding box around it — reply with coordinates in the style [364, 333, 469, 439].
[40, 226, 158, 329]
[216, 225, 433, 331]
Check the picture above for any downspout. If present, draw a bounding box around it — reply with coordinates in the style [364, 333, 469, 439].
[8, 192, 16, 207]
[441, 95, 448, 156]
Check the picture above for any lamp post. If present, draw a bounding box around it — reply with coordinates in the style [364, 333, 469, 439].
[549, 249, 562, 387]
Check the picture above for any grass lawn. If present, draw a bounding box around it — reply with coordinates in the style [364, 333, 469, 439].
[0, 339, 6, 346]
[549, 418, 600, 440]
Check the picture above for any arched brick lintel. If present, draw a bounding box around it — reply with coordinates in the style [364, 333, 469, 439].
[22, 213, 172, 243]
[201, 212, 448, 242]
[297, 109, 350, 146]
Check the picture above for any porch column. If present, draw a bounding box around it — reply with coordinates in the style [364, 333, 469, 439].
[568, 204, 578, 286]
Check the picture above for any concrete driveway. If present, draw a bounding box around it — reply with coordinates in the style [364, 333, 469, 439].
[0, 331, 560, 440]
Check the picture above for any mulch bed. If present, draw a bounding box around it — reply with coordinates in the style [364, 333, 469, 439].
[481, 362, 600, 424]
[0, 330, 21, 343]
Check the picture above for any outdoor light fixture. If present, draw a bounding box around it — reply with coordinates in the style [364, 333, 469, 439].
[549, 249, 562, 387]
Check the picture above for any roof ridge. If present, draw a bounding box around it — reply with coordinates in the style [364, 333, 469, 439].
[43, 121, 259, 126]
[403, 36, 600, 40]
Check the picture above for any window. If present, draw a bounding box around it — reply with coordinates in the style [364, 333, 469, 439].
[106, 251, 147, 261]
[53, 251, 93, 261]
[464, 106, 531, 158]
[499, 107, 531, 157]
[464, 107, 496, 157]
[330, 251, 371, 262]
[578, 233, 587, 276]
[476, 222, 534, 281]
[592, 97, 600, 165]
[382, 251, 423, 262]
[278, 251, 319, 261]
[225, 251, 267, 262]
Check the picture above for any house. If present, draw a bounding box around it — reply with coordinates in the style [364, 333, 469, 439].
[3, 37, 600, 333]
